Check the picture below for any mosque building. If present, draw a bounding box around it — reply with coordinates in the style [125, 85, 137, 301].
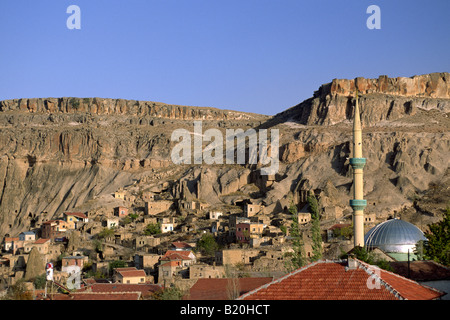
[364, 218, 427, 261]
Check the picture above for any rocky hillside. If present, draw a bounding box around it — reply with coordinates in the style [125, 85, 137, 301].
[0, 72, 448, 238]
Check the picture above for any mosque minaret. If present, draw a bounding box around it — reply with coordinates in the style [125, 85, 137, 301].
[350, 90, 367, 247]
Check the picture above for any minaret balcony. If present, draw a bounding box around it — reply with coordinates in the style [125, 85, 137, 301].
[350, 199, 367, 211]
[350, 158, 366, 169]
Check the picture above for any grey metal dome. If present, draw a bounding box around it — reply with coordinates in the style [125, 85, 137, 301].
[364, 218, 427, 253]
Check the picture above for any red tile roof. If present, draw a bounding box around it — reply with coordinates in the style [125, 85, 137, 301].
[185, 277, 273, 300]
[161, 260, 182, 267]
[88, 283, 162, 298]
[45, 292, 141, 300]
[64, 212, 88, 219]
[114, 267, 137, 272]
[238, 259, 445, 300]
[33, 238, 50, 244]
[117, 269, 147, 278]
[171, 241, 192, 249]
[162, 250, 194, 261]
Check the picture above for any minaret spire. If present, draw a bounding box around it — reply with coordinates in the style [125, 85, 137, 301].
[350, 89, 367, 247]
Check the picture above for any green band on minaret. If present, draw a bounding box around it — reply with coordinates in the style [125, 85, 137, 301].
[350, 199, 367, 210]
[350, 157, 366, 169]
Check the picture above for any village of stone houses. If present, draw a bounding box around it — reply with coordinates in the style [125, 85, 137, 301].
[1, 178, 332, 300]
[1, 170, 448, 302]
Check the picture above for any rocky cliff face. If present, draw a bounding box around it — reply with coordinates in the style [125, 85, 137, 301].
[266, 72, 450, 127]
[0, 73, 448, 239]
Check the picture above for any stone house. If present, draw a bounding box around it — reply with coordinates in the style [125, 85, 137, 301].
[250, 236, 273, 248]
[24, 238, 51, 255]
[134, 236, 160, 251]
[145, 200, 173, 215]
[322, 206, 344, 220]
[189, 263, 225, 280]
[114, 231, 133, 245]
[214, 249, 259, 266]
[143, 216, 157, 226]
[46, 243, 63, 262]
[181, 200, 209, 212]
[61, 256, 89, 273]
[244, 203, 263, 217]
[134, 253, 161, 273]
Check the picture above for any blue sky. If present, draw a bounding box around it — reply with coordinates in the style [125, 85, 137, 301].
[0, 1, 449, 115]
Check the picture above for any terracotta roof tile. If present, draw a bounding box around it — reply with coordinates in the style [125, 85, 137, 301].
[89, 283, 162, 297]
[118, 269, 147, 278]
[47, 292, 141, 300]
[34, 238, 50, 244]
[238, 259, 444, 300]
[172, 241, 192, 249]
[162, 250, 193, 261]
[64, 212, 88, 219]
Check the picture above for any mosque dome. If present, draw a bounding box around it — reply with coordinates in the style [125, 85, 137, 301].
[364, 218, 427, 254]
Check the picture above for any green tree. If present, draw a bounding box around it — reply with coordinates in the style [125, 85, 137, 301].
[287, 202, 307, 270]
[196, 233, 219, 256]
[307, 193, 323, 261]
[152, 286, 184, 300]
[109, 260, 128, 272]
[414, 240, 425, 260]
[341, 246, 393, 271]
[33, 274, 47, 289]
[424, 207, 450, 266]
[97, 228, 115, 239]
[144, 223, 161, 235]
